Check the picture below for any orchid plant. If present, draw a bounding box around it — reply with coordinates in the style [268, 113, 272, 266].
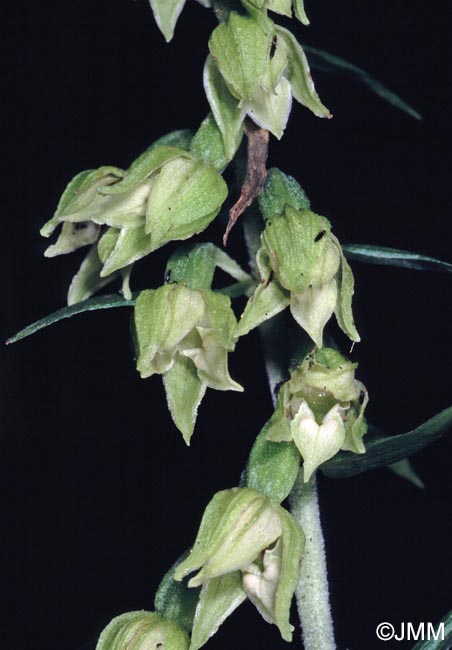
[10, 1, 452, 649]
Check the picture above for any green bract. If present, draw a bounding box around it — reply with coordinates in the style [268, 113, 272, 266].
[238, 171, 360, 346]
[244, 0, 309, 24]
[134, 285, 243, 443]
[267, 348, 369, 480]
[96, 610, 190, 650]
[174, 487, 304, 643]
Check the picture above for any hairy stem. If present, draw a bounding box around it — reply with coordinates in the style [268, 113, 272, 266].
[289, 474, 336, 650]
[243, 213, 336, 649]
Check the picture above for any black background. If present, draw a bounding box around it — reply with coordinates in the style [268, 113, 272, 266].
[3, 1, 451, 649]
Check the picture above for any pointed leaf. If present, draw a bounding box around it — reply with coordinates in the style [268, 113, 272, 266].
[293, 0, 309, 25]
[302, 45, 421, 120]
[190, 573, 246, 650]
[334, 243, 360, 342]
[388, 459, 424, 489]
[6, 294, 135, 345]
[100, 225, 156, 276]
[209, 12, 272, 101]
[203, 56, 245, 161]
[163, 354, 207, 444]
[44, 220, 100, 257]
[276, 27, 331, 118]
[343, 244, 452, 274]
[322, 407, 452, 478]
[245, 77, 292, 139]
[266, 0, 291, 18]
[149, 0, 187, 42]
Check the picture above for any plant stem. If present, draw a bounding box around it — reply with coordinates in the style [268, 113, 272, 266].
[243, 213, 336, 649]
[289, 474, 336, 650]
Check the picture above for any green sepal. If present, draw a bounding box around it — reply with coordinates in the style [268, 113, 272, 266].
[272, 508, 304, 640]
[259, 168, 310, 221]
[190, 114, 229, 171]
[145, 157, 228, 246]
[174, 488, 282, 586]
[293, 0, 309, 25]
[245, 415, 300, 503]
[236, 279, 289, 337]
[165, 243, 217, 290]
[322, 406, 452, 479]
[203, 56, 245, 161]
[244, 76, 292, 139]
[334, 240, 360, 342]
[163, 354, 207, 444]
[209, 12, 272, 101]
[100, 225, 156, 277]
[134, 286, 206, 378]
[259, 31, 289, 94]
[96, 610, 190, 650]
[265, 0, 292, 18]
[154, 553, 201, 633]
[262, 207, 335, 294]
[149, 0, 187, 42]
[40, 166, 125, 237]
[151, 129, 194, 151]
[275, 26, 331, 118]
[99, 146, 189, 195]
[189, 572, 246, 650]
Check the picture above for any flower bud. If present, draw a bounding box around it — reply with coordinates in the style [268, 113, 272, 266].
[96, 610, 189, 650]
[267, 348, 369, 479]
[175, 487, 304, 642]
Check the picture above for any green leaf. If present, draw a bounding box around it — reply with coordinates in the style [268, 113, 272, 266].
[190, 114, 229, 171]
[275, 26, 331, 118]
[203, 56, 245, 161]
[245, 418, 300, 503]
[146, 157, 228, 246]
[244, 76, 292, 140]
[151, 129, 194, 151]
[100, 146, 188, 195]
[343, 244, 452, 274]
[209, 12, 272, 101]
[190, 573, 246, 650]
[100, 225, 156, 276]
[6, 294, 135, 345]
[265, 0, 291, 18]
[303, 44, 421, 120]
[163, 354, 207, 444]
[388, 459, 424, 489]
[322, 407, 452, 478]
[96, 610, 190, 650]
[154, 553, 201, 633]
[149, 0, 187, 42]
[411, 610, 452, 650]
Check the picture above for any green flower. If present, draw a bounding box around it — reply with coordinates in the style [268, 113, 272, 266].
[174, 487, 304, 644]
[96, 610, 189, 650]
[267, 348, 369, 480]
[134, 285, 243, 443]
